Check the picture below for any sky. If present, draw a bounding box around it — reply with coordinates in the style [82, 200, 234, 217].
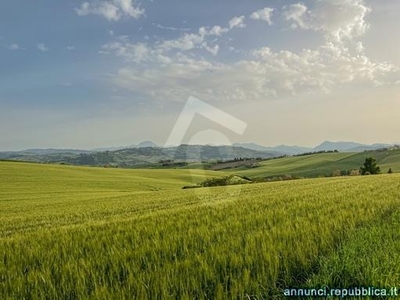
[0, 0, 399, 150]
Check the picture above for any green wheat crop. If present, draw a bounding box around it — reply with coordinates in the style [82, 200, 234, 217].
[1, 161, 399, 299]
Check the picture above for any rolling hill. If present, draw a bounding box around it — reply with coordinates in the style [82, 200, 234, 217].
[234, 141, 396, 154]
[224, 148, 400, 178]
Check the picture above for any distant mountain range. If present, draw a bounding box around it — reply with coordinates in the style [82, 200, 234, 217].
[1, 141, 397, 168]
[233, 143, 312, 155]
[91, 141, 159, 151]
[234, 141, 396, 154]
[0, 144, 280, 167]
[312, 141, 393, 152]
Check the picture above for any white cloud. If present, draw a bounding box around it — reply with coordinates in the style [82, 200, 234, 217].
[75, 0, 144, 21]
[154, 23, 191, 32]
[128, 43, 155, 62]
[102, 2, 397, 104]
[141, 15, 248, 56]
[102, 22, 227, 66]
[250, 7, 274, 25]
[283, 3, 311, 30]
[159, 32, 205, 52]
[101, 41, 171, 64]
[67, 46, 75, 50]
[76, 2, 119, 21]
[209, 25, 228, 36]
[252, 44, 396, 92]
[283, 0, 371, 43]
[355, 41, 364, 53]
[111, 42, 397, 104]
[229, 16, 246, 29]
[37, 43, 49, 52]
[116, 0, 144, 19]
[7, 44, 20, 50]
[203, 44, 219, 56]
[102, 23, 225, 61]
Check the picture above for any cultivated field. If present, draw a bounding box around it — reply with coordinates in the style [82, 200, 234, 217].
[224, 150, 400, 178]
[0, 161, 399, 299]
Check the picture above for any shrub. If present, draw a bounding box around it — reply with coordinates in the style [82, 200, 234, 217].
[349, 169, 360, 176]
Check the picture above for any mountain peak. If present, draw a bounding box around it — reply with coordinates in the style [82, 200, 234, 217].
[314, 141, 367, 152]
[137, 141, 158, 148]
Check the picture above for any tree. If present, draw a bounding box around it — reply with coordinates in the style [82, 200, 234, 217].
[360, 157, 381, 175]
[388, 168, 393, 174]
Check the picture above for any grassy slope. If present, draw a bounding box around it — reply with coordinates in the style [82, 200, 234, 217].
[0, 160, 226, 192]
[1, 162, 400, 299]
[0, 162, 226, 236]
[224, 149, 400, 178]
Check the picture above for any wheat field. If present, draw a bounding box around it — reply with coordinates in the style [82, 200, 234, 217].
[1, 161, 399, 299]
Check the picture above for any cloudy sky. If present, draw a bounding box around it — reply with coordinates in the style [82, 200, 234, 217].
[1, 0, 399, 150]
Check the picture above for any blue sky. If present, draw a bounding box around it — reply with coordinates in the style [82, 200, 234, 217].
[1, 0, 399, 150]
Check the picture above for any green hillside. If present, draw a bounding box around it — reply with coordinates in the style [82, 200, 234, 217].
[0, 161, 226, 194]
[225, 149, 400, 178]
[1, 161, 400, 299]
